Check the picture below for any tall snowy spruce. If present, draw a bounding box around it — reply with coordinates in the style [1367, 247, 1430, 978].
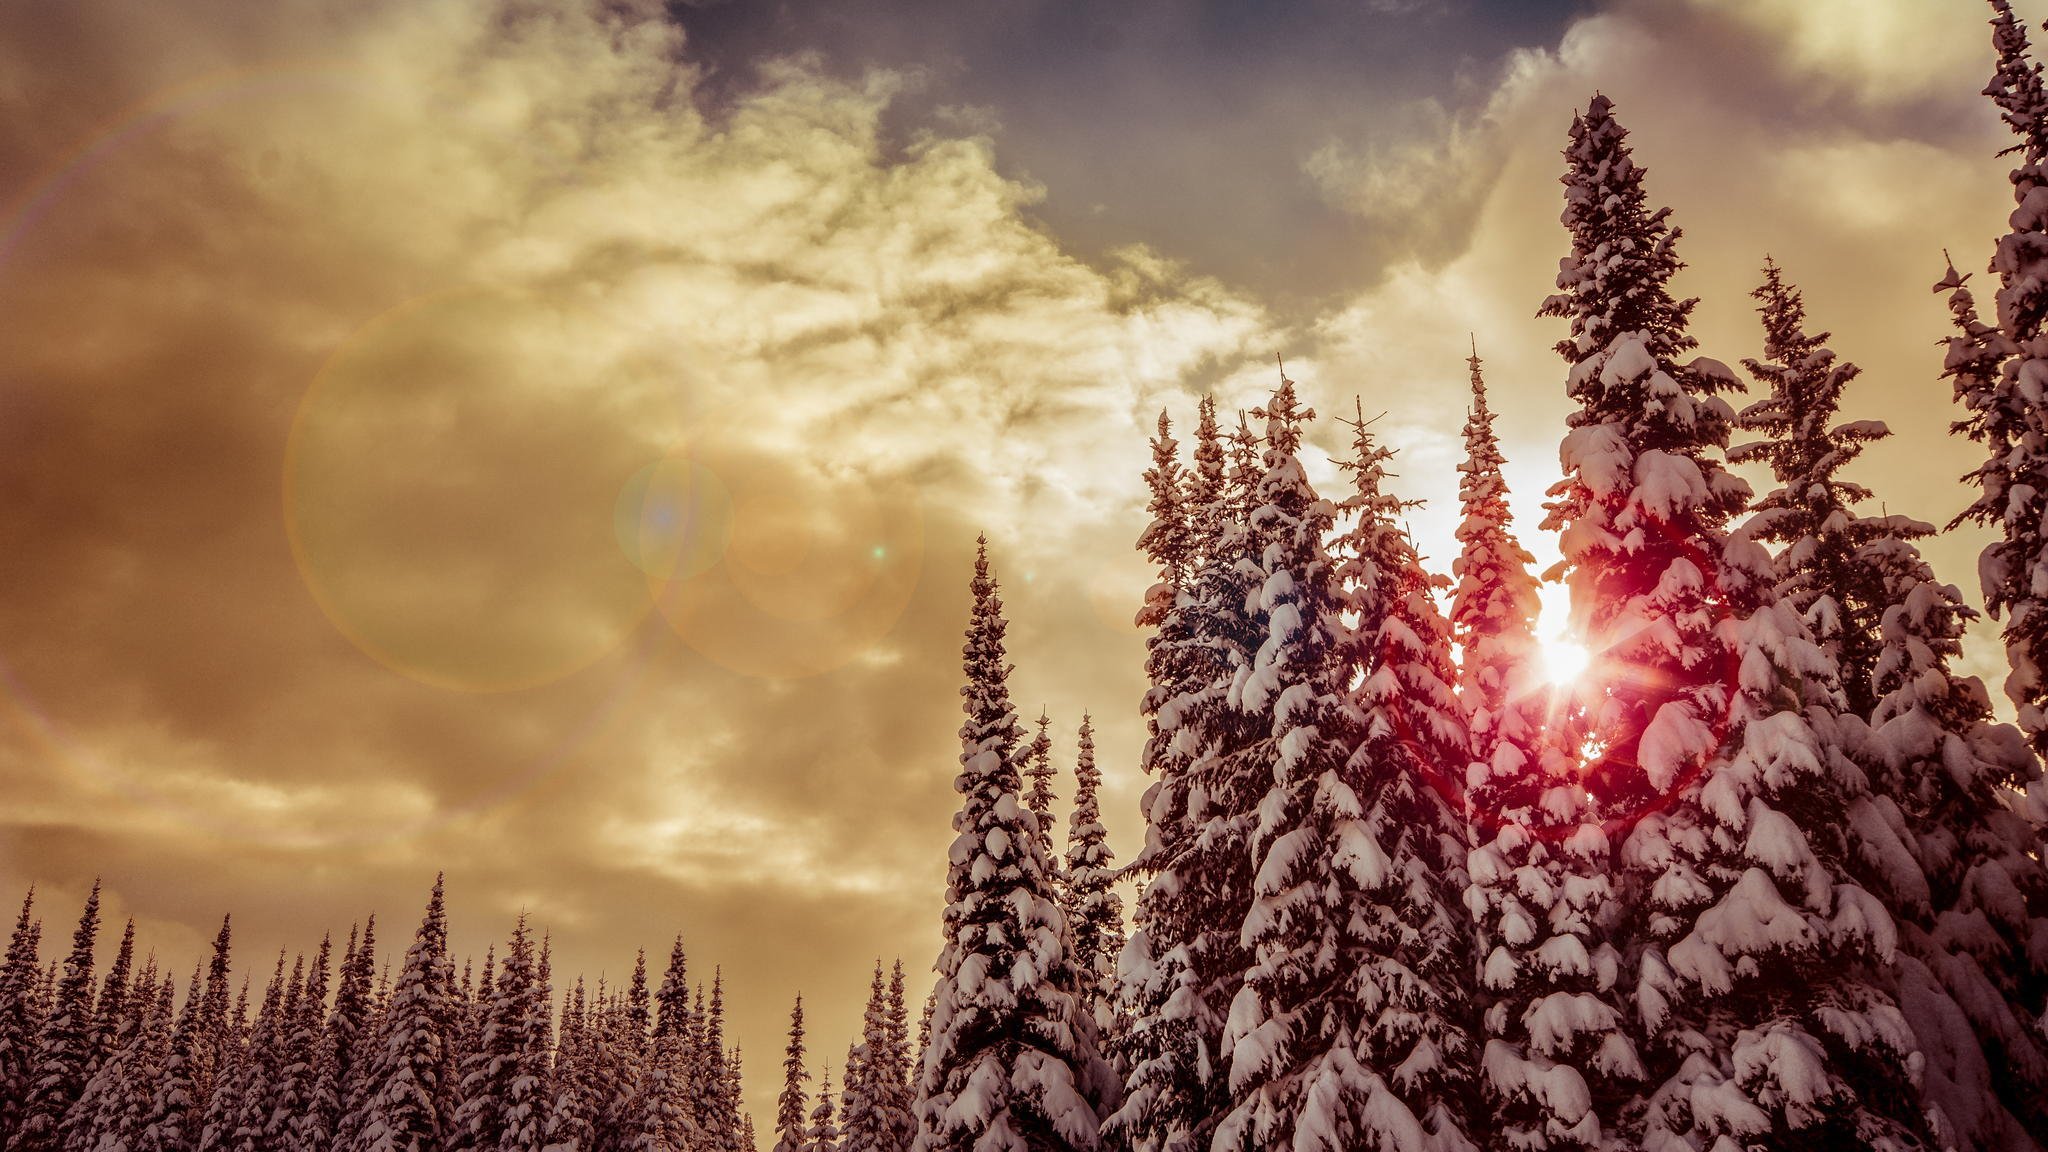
[349, 877, 457, 1152]
[1328, 399, 1474, 1139]
[842, 964, 906, 1152]
[451, 914, 551, 1152]
[1729, 260, 1905, 717]
[1541, 94, 1929, 1149]
[1960, 0, 2048, 760]
[0, 890, 43, 1148]
[1917, 257, 2048, 1151]
[1453, 345, 1614, 1151]
[1112, 393, 1267, 1152]
[914, 537, 1113, 1152]
[804, 1067, 840, 1152]
[1111, 409, 1211, 1152]
[774, 996, 809, 1152]
[1210, 374, 1475, 1152]
[1062, 714, 1124, 1028]
[8, 881, 100, 1152]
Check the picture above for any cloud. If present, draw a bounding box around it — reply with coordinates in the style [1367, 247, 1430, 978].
[1, 0, 2044, 1123]
[0, 0, 1291, 1114]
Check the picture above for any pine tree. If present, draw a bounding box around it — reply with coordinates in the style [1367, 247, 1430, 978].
[1542, 94, 1927, 1149]
[802, 1067, 839, 1152]
[541, 978, 595, 1152]
[773, 996, 809, 1152]
[1208, 377, 1474, 1152]
[10, 881, 102, 1152]
[65, 943, 155, 1152]
[1730, 260, 1902, 716]
[452, 915, 551, 1152]
[1957, 0, 2048, 759]
[914, 537, 1112, 1152]
[1061, 714, 1123, 1027]
[286, 936, 339, 1152]
[349, 876, 457, 1152]
[882, 961, 913, 1152]
[1025, 712, 1059, 866]
[842, 964, 909, 1152]
[1112, 395, 1266, 1152]
[331, 920, 378, 1152]
[1449, 341, 1546, 771]
[0, 889, 45, 1148]
[1450, 342, 1598, 1151]
[137, 968, 204, 1152]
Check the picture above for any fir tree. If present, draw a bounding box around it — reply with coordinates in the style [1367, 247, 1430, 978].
[914, 537, 1113, 1152]
[1211, 378, 1474, 1152]
[286, 935, 339, 1152]
[1061, 714, 1123, 1027]
[331, 919, 378, 1152]
[1025, 711, 1059, 866]
[803, 1067, 839, 1152]
[882, 961, 913, 1152]
[1542, 94, 1928, 1149]
[1959, 0, 2048, 759]
[10, 881, 102, 1152]
[1448, 341, 1545, 769]
[137, 968, 204, 1152]
[842, 964, 911, 1152]
[1859, 513, 2048, 1151]
[1731, 259, 1901, 716]
[540, 978, 595, 1152]
[0, 889, 44, 1148]
[349, 876, 457, 1152]
[1112, 395, 1267, 1152]
[65, 943, 155, 1152]
[1450, 342, 1597, 1151]
[452, 915, 551, 1152]
[774, 995, 809, 1152]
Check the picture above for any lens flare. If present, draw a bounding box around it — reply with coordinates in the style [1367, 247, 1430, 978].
[1539, 636, 1591, 685]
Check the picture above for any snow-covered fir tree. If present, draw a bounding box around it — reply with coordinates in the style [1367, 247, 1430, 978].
[1062, 714, 1124, 1028]
[541, 978, 595, 1152]
[1449, 342, 1546, 771]
[1451, 343, 1609, 1150]
[1112, 393, 1267, 1152]
[774, 995, 808, 1152]
[1211, 377, 1475, 1152]
[9, 881, 102, 1152]
[882, 962, 913, 1152]
[348, 876, 457, 1152]
[331, 919, 379, 1152]
[803, 1067, 839, 1152]
[1957, 0, 2048, 759]
[1111, 408, 1213, 1152]
[1730, 259, 1902, 717]
[137, 967, 205, 1152]
[0, 890, 43, 1148]
[843, 963, 909, 1152]
[452, 915, 550, 1152]
[284, 935, 339, 1152]
[1542, 93, 1930, 1149]
[914, 537, 1113, 1152]
[1025, 711, 1059, 866]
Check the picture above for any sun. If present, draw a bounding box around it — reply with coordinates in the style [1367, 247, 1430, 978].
[1539, 635, 1591, 685]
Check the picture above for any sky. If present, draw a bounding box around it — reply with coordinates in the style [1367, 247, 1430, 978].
[0, 0, 2041, 1124]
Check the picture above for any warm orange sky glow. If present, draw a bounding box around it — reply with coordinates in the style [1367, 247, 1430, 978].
[3, 0, 2044, 1123]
